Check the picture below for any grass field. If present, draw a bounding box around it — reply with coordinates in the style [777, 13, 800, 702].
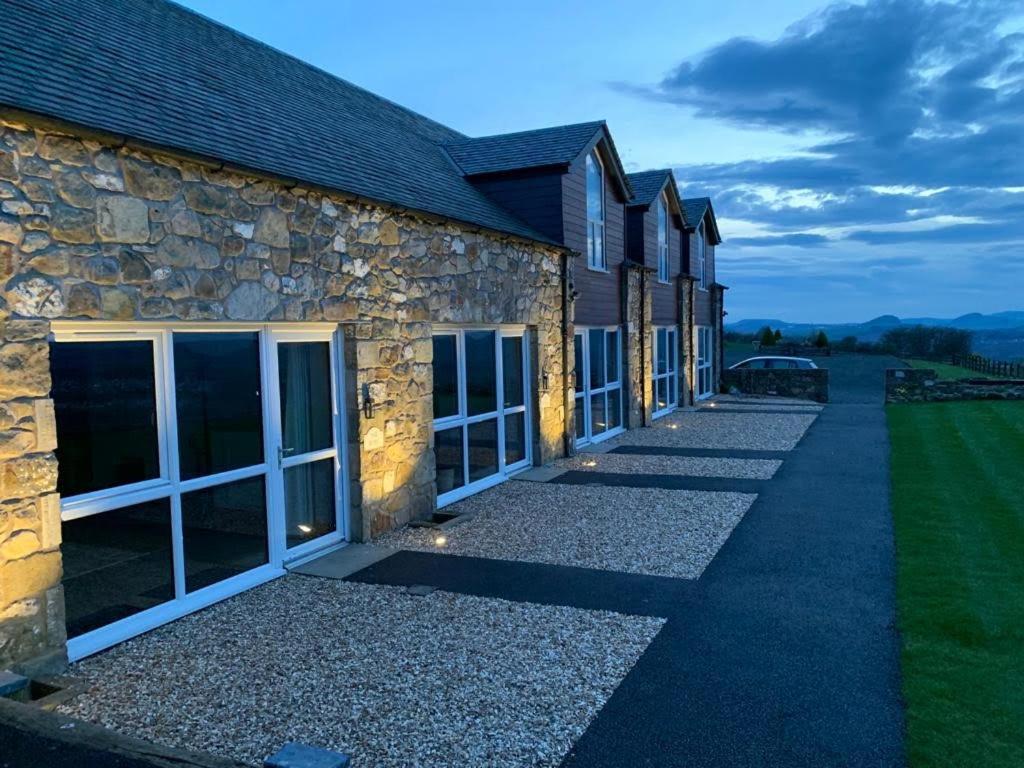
[888, 400, 1024, 767]
[905, 358, 995, 380]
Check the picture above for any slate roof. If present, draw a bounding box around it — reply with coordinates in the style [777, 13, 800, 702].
[0, 0, 556, 244]
[626, 170, 672, 207]
[682, 197, 722, 243]
[443, 122, 606, 176]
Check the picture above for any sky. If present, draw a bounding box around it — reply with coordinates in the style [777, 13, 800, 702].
[179, 0, 1024, 323]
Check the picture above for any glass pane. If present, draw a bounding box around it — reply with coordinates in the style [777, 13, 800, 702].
[589, 329, 605, 389]
[657, 329, 668, 374]
[669, 331, 677, 373]
[182, 475, 269, 593]
[432, 335, 458, 419]
[62, 499, 173, 638]
[284, 458, 336, 548]
[574, 335, 584, 393]
[586, 152, 603, 219]
[574, 396, 586, 440]
[174, 333, 264, 480]
[467, 419, 499, 482]
[657, 379, 668, 412]
[465, 331, 497, 416]
[607, 388, 622, 430]
[590, 392, 606, 435]
[504, 412, 527, 467]
[278, 342, 332, 456]
[502, 336, 524, 408]
[594, 226, 604, 268]
[606, 330, 618, 384]
[51, 340, 160, 497]
[435, 426, 464, 494]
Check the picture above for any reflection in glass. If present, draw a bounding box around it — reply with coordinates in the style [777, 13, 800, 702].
[432, 335, 458, 419]
[574, 397, 586, 439]
[657, 379, 668, 412]
[465, 331, 497, 415]
[182, 476, 269, 593]
[608, 388, 622, 430]
[435, 427, 464, 493]
[589, 329, 605, 388]
[505, 412, 527, 466]
[62, 499, 174, 638]
[467, 419, 499, 482]
[285, 459, 336, 547]
[657, 329, 668, 375]
[50, 340, 160, 497]
[590, 392, 606, 435]
[174, 333, 264, 480]
[574, 335, 585, 392]
[606, 330, 618, 384]
[502, 336, 524, 408]
[278, 342, 332, 455]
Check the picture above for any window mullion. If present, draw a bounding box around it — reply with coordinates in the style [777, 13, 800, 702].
[160, 330, 187, 601]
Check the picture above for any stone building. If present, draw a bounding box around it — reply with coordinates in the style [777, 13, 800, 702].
[0, 0, 724, 672]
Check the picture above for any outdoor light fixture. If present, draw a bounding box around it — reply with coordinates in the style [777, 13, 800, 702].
[669, 424, 678, 429]
[582, 459, 597, 467]
[434, 534, 447, 547]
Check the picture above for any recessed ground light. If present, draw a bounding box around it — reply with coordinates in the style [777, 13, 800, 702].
[582, 459, 597, 467]
[433, 534, 447, 547]
[708, 402, 717, 407]
[669, 424, 678, 429]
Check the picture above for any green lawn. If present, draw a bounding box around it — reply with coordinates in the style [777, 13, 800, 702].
[905, 358, 995, 380]
[888, 400, 1024, 767]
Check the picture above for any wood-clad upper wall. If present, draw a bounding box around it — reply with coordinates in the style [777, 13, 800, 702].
[470, 171, 565, 244]
[652, 214, 683, 325]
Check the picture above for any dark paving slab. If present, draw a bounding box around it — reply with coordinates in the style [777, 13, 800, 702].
[354, 354, 905, 767]
[610, 445, 790, 460]
[549, 470, 765, 494]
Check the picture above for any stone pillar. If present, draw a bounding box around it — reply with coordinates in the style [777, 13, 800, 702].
[677, 275, 696, 407]
[0, 315, 65, 674]
[622, 262, 653, 428]
[711, 284, 727, 394]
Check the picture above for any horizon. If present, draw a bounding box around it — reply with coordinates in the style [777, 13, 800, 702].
[177, 0, 1024, 323]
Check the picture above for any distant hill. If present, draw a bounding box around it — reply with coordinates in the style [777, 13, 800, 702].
[727, 311, 1024, 361]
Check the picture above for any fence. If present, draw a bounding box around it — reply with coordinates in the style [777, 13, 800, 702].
[950, 354, 1024, 379]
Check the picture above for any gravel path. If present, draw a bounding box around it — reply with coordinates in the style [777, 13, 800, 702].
[377, 482, 755, 578]
[559, 452, 781, 479]
[60, 578, 664, 768]
[611, 411, 818, 452]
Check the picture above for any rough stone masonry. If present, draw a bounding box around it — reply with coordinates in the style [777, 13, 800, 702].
[0, 114, 570, 671]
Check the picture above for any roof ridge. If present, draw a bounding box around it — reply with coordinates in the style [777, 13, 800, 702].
[442, 120, 606, 146]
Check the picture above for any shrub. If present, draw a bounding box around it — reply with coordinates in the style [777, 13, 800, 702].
[814, 330, 829, 348]
[758, 326, 777, 347]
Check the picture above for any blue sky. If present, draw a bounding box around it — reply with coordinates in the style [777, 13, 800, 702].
[180, 0, 1024, 323]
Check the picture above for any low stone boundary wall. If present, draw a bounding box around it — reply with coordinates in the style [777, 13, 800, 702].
[885, 368, 1024, 403]
[721, 368, 829, 403]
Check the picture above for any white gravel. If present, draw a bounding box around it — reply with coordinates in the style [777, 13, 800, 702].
[610, 410, 818, 451]
[377, 481, 755, 579]
[60, 578, 664, 768]
[714, 394, 821, 406]
[560, 452, 781, 479]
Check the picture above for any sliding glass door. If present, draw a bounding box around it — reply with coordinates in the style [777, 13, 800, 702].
[431, 328, 530, 507]
[696, 326, 714, 400]
[52, 324, 345, 659]
[652, 326, 678, 417]
[574, 327, 623, 446]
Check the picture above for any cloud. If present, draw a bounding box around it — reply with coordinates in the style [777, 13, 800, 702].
[730, 233, 831, 247]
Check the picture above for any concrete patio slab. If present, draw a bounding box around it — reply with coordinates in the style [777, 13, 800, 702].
[289, 544, 398, 580]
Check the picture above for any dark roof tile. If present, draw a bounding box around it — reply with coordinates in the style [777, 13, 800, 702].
[443, 122, 606, 176]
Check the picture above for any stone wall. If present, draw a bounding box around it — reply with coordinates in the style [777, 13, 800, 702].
[677, 275, 695, 407]
[721, 368, 830, 403]
[622, 262, 652, 427]
[885, 368, 1024, 403]
[711, 284, 726, 393]
[0, 115, 568, 670]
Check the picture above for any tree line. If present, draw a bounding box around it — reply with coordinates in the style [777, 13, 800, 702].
[727, 324, 973, 359]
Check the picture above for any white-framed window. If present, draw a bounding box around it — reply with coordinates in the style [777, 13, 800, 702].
[51, 323, 347, 660]
[696, 220, 707, 290]
[696, 325, 714, 399]
[656, 194, 669, 283]
[432, 327, 531, 507]
[586, 150, 606, 271]
[652, 326, 678, 417]
[573, 326, 624, 446]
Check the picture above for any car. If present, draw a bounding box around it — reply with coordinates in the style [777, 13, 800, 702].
[730, 356, 818, 370]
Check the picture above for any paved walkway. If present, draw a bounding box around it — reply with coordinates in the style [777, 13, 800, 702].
[351, 354, 906, 766]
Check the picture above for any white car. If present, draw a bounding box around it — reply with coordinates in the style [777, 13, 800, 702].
[730, 356, 818, 370]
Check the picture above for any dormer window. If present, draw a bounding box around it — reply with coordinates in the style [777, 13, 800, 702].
[696, 220, 707, 290]
[656, 193, 669, 283]
[586, 150, 606, 270]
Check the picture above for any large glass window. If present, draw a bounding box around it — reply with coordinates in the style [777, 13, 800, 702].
[696, 221, 707, 290]
[51, 340, 160, 498]
[431, 329, 530, 506]
[653, 326, 678, 417]
[697, 326, 714, 399]
[574, 327, 623, 446]
[657, 194, 669, 283]
[586, 150, 606, 270]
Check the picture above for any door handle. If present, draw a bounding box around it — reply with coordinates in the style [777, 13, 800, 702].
[277, 446, 296, 467]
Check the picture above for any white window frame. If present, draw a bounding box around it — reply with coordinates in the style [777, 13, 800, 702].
[652, 326, 678, 418]
[431, 326, 532, 508]
[573, 326, 625, 447]
[52, 322, 348, 660]
[696, 325, 714, 400]
[696, 220, 707, 291]
[656, 194, 669, 283]
[586, 150, 607, 272]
